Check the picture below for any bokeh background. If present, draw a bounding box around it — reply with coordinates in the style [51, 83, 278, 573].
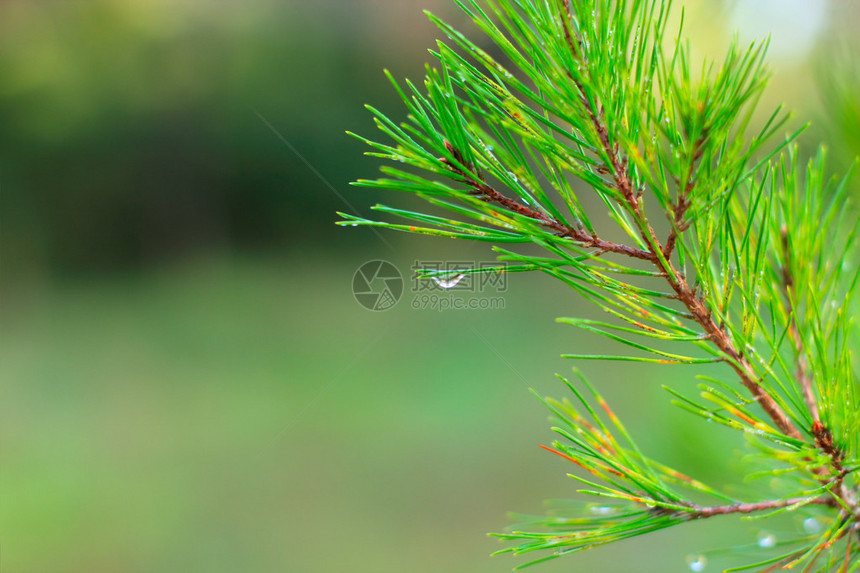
[2, 1, 859, 571]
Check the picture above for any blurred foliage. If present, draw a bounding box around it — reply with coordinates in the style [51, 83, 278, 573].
[818, 45, 860, 166]
[0, 0, 454, 278]
[0, 253, 724, 572]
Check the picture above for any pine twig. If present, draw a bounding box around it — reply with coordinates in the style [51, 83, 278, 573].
[780, 224, 819, 423]
[683, 495, 835, 519]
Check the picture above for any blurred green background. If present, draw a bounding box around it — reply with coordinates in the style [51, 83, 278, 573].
[1, 1, 858, 571]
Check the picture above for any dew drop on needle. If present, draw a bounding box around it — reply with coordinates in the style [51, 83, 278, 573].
[432, 273, 466, 289]
[686, 554, 707, 572]
[803, 517, 821, 534]
[757, 531, 776, 548]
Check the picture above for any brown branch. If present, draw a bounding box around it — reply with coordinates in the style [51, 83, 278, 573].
[478, 180, 654, 262]
[472, 179, 656, 260]
[809, 420, 860, 521]
[682, 494, 835, 520]
[663, 197, 689, 261]
[813, 422, 845, 469]
[560, 0, 580, 61]
[674, 283, 802, 439]
[780, 225, 819, 422]
[663, 136, 704, 261]
[441, 145, 655, 261]
[672, 497, 851, 573]
[566, 230, 656, 261]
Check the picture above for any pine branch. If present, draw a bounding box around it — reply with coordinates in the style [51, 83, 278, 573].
[344, 0, 860, 568]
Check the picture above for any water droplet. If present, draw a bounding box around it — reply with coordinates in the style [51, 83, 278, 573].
[757, 531, 776, 548]
[432, 273, 466, 289]
[350, 224, 358, 227]
[803, 517, 821, 534]
[686, 555, 707, 572]
[589, 505, 615, 516]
